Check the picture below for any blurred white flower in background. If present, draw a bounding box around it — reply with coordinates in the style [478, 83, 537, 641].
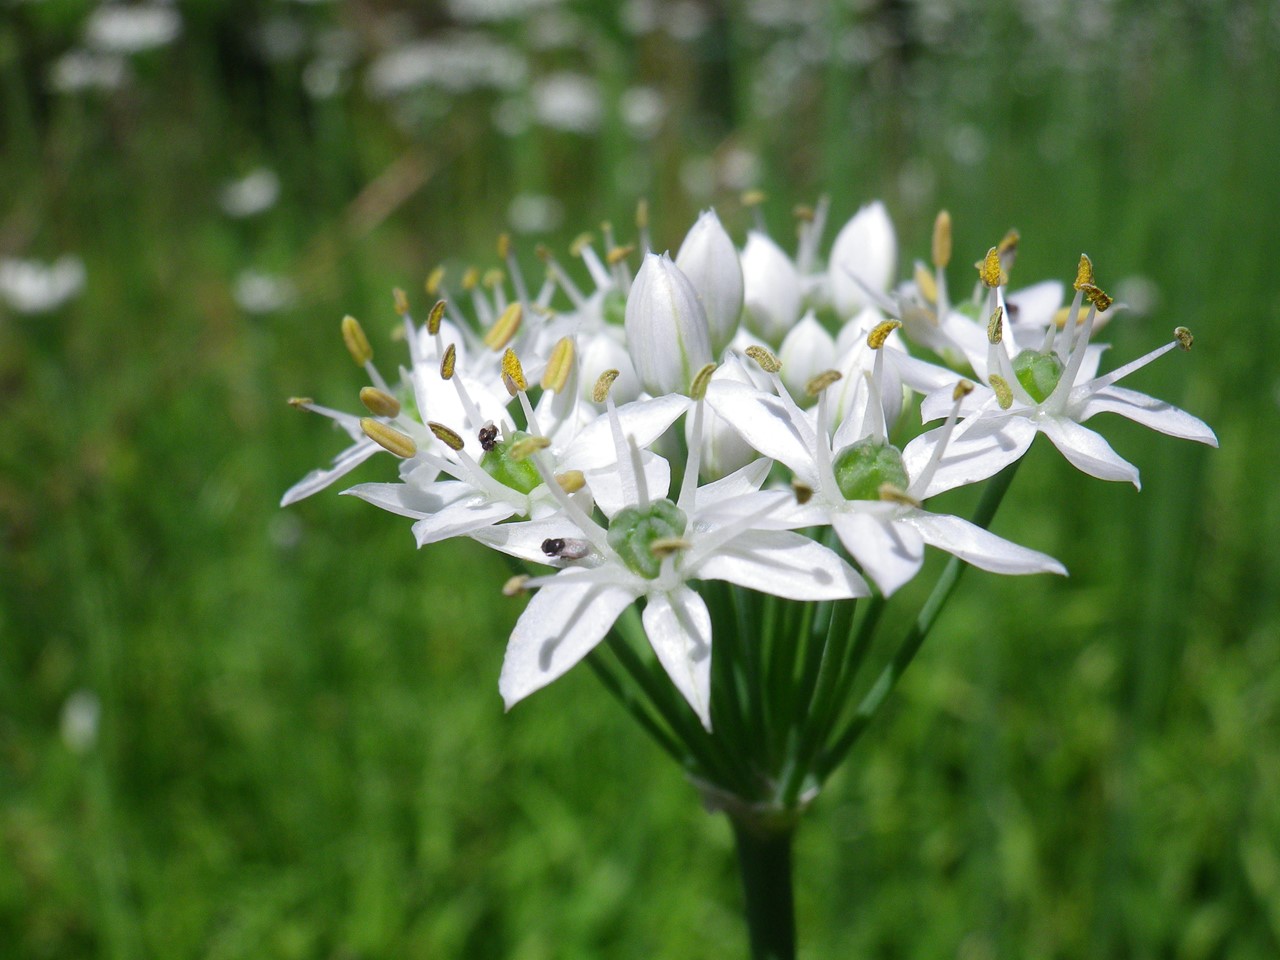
[621, 86, 665, 140]
[531, 73, 603, 133]
[48, 50, 128, 93]
[84, 4, 182, 55]
[507, 193, 564, 234]
[233, 269, 297, 314]
[219, 168, 281, 219]
[0, 256, 86, 313]
[60, 689, 101, 754]
[447, 0, 563, 22]
[367, 34, 526, 99]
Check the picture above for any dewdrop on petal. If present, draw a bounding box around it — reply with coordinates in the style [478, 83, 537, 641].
[741, 230, 803, 344]
[675, 208, 744, 354]
[624, 252, 713, 397]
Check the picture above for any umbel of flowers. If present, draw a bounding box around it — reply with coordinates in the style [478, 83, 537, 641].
[285, 199, 1216, 960]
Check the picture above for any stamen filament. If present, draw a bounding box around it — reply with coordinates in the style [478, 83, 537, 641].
[908, 381, 973, 500]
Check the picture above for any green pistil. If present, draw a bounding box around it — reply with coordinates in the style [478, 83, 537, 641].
[833, 438, 910, 501]
[481, 431, 543, 494]
[603, 288, 627, 326]
[607, 498, 688, 579]
[1011, 349, 1064, 403]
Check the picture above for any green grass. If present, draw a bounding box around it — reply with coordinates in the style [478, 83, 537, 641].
[2, 2, 1279, 957]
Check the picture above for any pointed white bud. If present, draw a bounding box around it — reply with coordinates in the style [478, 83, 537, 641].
[686, 354, 760, 481]
[579, 329, 641, 404]
[740, 230, 802, 345]
[827, 201, 897, 319]
[625, 252, 713, 396]
[778, 311, 836, 403]
[675, 209, 744, 354]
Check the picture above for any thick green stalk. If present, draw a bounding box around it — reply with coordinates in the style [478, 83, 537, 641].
[731, 821, 796, 960]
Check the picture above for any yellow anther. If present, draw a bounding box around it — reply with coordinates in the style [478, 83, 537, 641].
[791, 480, 814, 505]
[555, 470, 586, 494]
[635, 198, 649, 230]
[501, 348, 528, 392]
[427, 421, 465, 452]
[542, 337, 576, 393]
[914, 263, 938, 306]
[392, 287, 409, 316]
[1174, 326, 1195, 351]
[359, 386, 401, 418]
[690, 362, 718, 401]
[425, 266, 445, 296]
[649, 537, 692, 557]
[570, 232, 594, 257]
[1079, 283, 1113, 312]
[932, 210, 952, 269]
[997, 228, 1020, 259]
[989, 374, 1014, 410]
[592, 369, 620, 403]
[878, 483, 921, 508]
[361, 418, 417, 458]
[287, 396, 313, 409]
[978, 247, 1005, 288]
[497, 232, 511, 260]
[867, 320, 902, 350]
[483, 268, 504, 289]
[483, 302, 523, 350]
[461, 267, 480, 291]
[987, 306, 1004, 344]
[745, 345, 782, 373]
[741, 189, 767, 207]
[1074, 254, 1094, 291]
[952, 379, 975, 401]
[793, 204, 815, 223]
[502, 575, 530, 597]
[426, 299, 446, 336]
[806, 369, 843, 396]
[509, 435, 551, 460]
[440, 343, 456, 381]
[342, 315, 373, 366]
[606, 245, 634, 266]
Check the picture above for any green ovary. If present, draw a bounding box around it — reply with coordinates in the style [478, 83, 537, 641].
[480, 432, 543, 494]
[833, 438, 910, 501]
[603, 289, 627, 326]
[607, 498, 688, 579]
[1012, 349, 1064, 403]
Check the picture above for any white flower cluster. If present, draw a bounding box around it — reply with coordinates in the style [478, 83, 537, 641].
[285, 201, 1216, 728]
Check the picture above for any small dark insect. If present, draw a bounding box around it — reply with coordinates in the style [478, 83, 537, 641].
[478, 423, 499, 452]
[541, 537, 591, 560]
[541, 538, 566, 556]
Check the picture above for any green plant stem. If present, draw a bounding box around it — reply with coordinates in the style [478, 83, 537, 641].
[584, 651, 686, 765]
[732, 821, 796, 960]
[816, 461, 1022, 779]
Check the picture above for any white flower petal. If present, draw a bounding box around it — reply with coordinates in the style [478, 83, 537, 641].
[906, 512, 1066, 577]
[705, 380, 817, 481]
[411, 496, 520, 546]
[1076, 385, 1218, 446]
[642, 587, 714, 729]
[341, 478, 467, 519]
[280, 438, 380, 506]
[901, 416, 1037, 498]
[828, 201, 897, 318]
[561, 394, 691, 468]
[500, 578, 638, 709]
[831, 510, 923, 597]
[470, 516, 596, 565]
[1038, 416, 1141, 487]
[691, 457, 772, 511]
[585, 451, 671, 519]
[694, 530, 868, 600]
[741, 231, 803, 343]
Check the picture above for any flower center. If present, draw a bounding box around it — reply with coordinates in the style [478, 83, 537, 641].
[480, 431, 543, 494]
[607, 498, 688, 579]
[832, 438, 910, 501]
[1011, 349, 1064, 404]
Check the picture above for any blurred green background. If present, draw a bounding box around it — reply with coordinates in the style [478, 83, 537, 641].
[2, 1, 1277, 957]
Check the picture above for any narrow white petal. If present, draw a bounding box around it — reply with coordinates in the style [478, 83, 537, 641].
[691, 458, 772, 510]
[901, 416, 1037, 498]
[642, 587, 714, 730]
[705, 380, 817, 481]
[411, 496, 520, 546]
[500, 578, 638, 709]
[907, 512, 1066, 576]
[694, 530, 869, 600]
[280, 439, 380, 506]
[343, 478, 466, 518]
[1005, 279, 1064, 329]
[561, 394, 691, 469]
[470, 516, 596, 565]
[585, 450, 671, 518]
[831, 510, 924, 597]
[1076, 385, 1218, 446]
[1038, 416, 1141, 487]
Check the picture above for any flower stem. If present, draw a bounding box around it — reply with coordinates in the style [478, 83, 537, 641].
[731, 820, 796, 960]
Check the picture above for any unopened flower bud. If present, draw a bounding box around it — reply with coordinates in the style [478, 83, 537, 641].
[686, 355, 760, 481]
[675, 209, 744, 354]
[624, 252, 713, 396]
[740, 230, 802, 344]
[579, 330, 641, 405]
[778, 311, 836, 403]
[827, 201, 897, 319]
